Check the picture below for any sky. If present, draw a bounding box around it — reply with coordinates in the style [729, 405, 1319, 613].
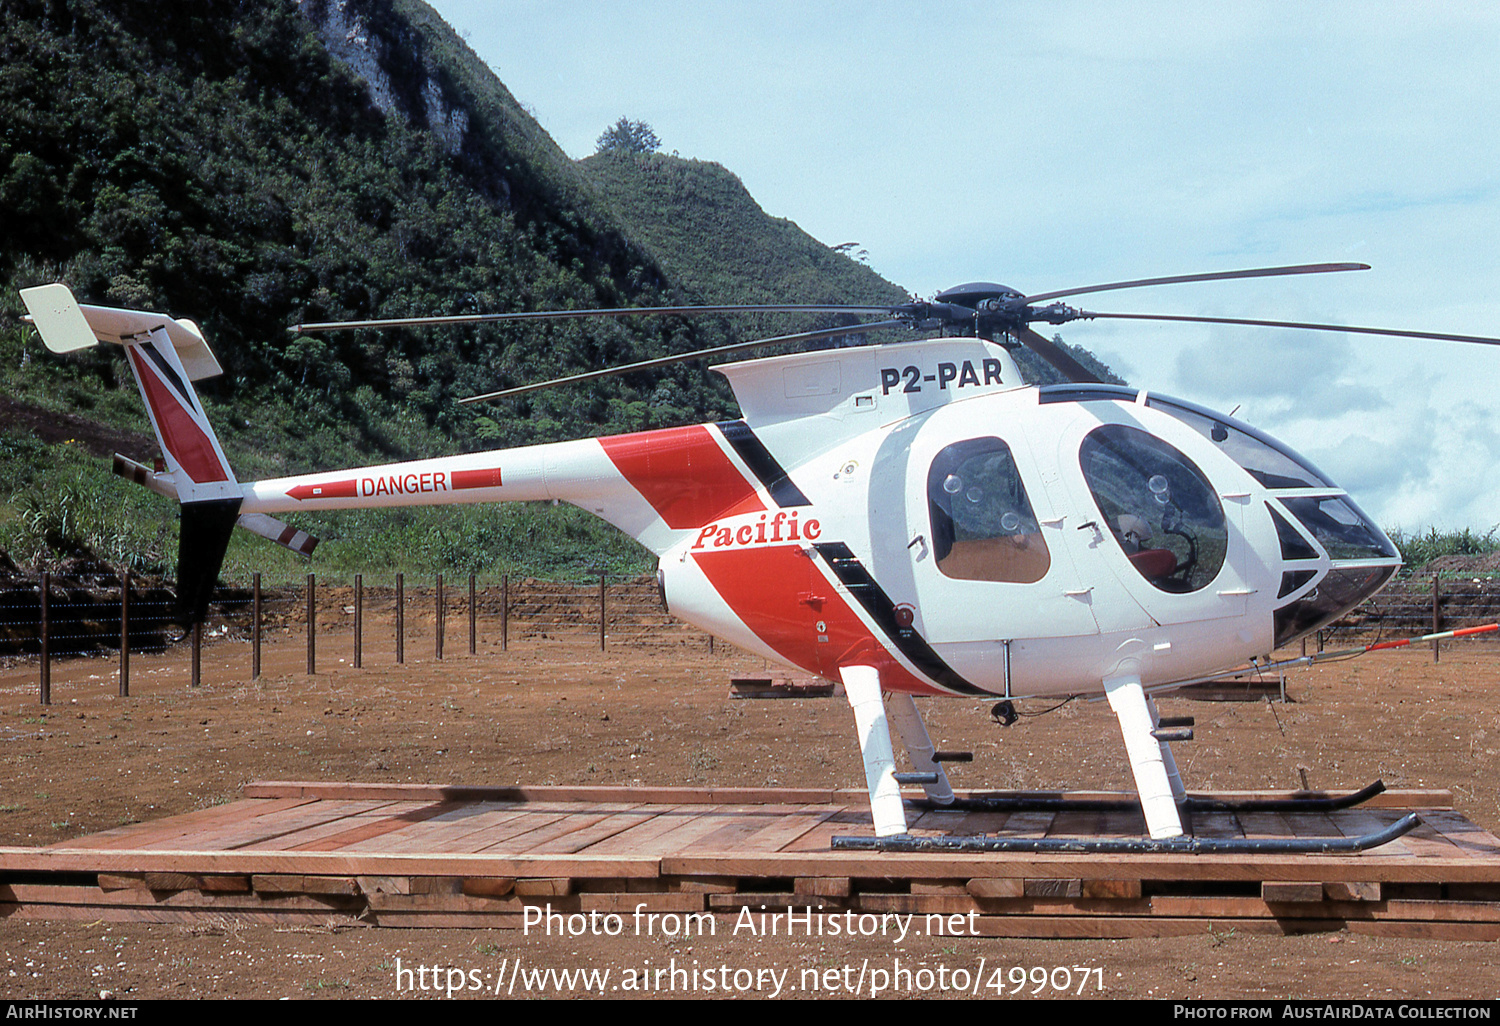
[425, 1, 1500, 534]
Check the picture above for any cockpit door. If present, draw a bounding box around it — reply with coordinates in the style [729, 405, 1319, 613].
[1046, 401, 1255, 627]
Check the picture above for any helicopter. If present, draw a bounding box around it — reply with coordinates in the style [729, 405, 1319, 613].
[20, 262, 1500, 853]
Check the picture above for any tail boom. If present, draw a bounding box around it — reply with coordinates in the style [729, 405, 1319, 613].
[239, 437, 680, 553]
[239, 421, 786, 558]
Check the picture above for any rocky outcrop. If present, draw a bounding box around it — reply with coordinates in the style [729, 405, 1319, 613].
[297, 0, 469, 155]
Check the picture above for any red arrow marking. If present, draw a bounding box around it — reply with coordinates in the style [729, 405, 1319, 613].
[286, 478, 358, 501]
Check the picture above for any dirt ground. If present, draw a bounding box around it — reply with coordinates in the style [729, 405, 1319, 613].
[0, 627, 1497, 1001]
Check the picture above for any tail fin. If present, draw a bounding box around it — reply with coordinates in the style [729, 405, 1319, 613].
[22, 284, 241, 623]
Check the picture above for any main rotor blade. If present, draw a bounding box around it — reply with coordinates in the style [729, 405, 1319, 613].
[460, 319, 907, 404]
[1021, 262, 1370, 304]
[1013, 325, 1103, 384]
[1075, 311, 1500, 347]
[290, 303, 896, 334]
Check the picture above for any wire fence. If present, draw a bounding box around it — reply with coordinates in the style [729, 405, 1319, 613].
[3, 568, 1498, 704]
[0, 569, 713, 703]
[1314, 573, 1500, 651]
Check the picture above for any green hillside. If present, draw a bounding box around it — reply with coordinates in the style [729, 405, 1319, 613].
[582, 150, 1122, 387]
[0, 0, 732, 578]
[0, 0, 734, 456]
[582, 152, 911, 308]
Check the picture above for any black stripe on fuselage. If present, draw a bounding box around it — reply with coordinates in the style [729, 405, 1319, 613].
[813, 542, 994, 697]
[716, 420, 811, 507]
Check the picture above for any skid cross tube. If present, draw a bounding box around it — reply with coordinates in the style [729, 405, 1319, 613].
[832, 812, 1420, 854]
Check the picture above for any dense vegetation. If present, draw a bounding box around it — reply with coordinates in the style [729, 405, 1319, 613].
[0, 0, 737, 578]
[1387, 526, 1500, 570]
[0, 0, 744, 448]
[0, 0, 1123, 582]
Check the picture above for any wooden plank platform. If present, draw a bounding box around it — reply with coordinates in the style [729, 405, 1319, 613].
[2, 782, 1499, 938]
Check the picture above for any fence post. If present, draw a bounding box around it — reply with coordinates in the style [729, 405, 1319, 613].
[469, 573, 477, 655]
[354, 573, 363, 669]
[306, 572, 316, 675]
[252, 572, 261, 680]
[191, 621, 202, 687]
[1433, 573, 1441, 663]
[599, 574, 607, 651]
[396, 573, 404, 664]
[39, 571, 50, 706]
[119, 570, 130, 698]
[435, 572, 444, 660]
[501, 574, 508, 652]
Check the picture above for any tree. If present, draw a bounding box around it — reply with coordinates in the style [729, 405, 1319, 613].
[595, 117, 661, 155]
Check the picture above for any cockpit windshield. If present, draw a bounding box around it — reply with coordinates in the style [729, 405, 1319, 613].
[1142, 395, 1334, 489]
[1036, 383, 1400, 648]
[1038, 386, 1335, 489]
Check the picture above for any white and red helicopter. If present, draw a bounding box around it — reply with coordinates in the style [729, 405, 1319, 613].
[20, 263, 1500, 853]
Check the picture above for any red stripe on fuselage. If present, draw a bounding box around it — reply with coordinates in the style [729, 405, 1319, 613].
[127, 348, 229, 484]
[599, 425, 763, 529]
[692, 546, 942, 695]
[452, 466, 503, 489]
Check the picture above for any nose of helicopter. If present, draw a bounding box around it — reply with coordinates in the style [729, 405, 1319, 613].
[1269, 493, 1401, 649]
[1114, 388, 1403, 651]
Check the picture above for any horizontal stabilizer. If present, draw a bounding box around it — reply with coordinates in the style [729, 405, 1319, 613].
[112, 454, 317, 556]
[235, 512, 318, 556]
[112, 453, 177, 500]
[21, 284, 223, 381]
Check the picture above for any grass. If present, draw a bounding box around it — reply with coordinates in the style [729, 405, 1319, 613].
[304, 978, 352, 992]
[1387, 526, 1500, 569]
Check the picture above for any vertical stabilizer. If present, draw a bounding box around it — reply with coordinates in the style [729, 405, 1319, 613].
[123, 332, 241, 623]
[23, 285, 241, 623]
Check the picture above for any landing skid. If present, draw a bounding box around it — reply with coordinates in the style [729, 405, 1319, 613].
[837, 780, 1417, 854]
[908, 778, 1391, 815]
[836, 664, 1415, 854]
[831, 812, 1420, 854]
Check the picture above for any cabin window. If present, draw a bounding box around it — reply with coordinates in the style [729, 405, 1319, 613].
[928, 438, 1050, 584]
[1079, 425, 1227, 593]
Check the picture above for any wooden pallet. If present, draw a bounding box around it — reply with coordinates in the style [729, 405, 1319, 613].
[2, 782, 1498, 938]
